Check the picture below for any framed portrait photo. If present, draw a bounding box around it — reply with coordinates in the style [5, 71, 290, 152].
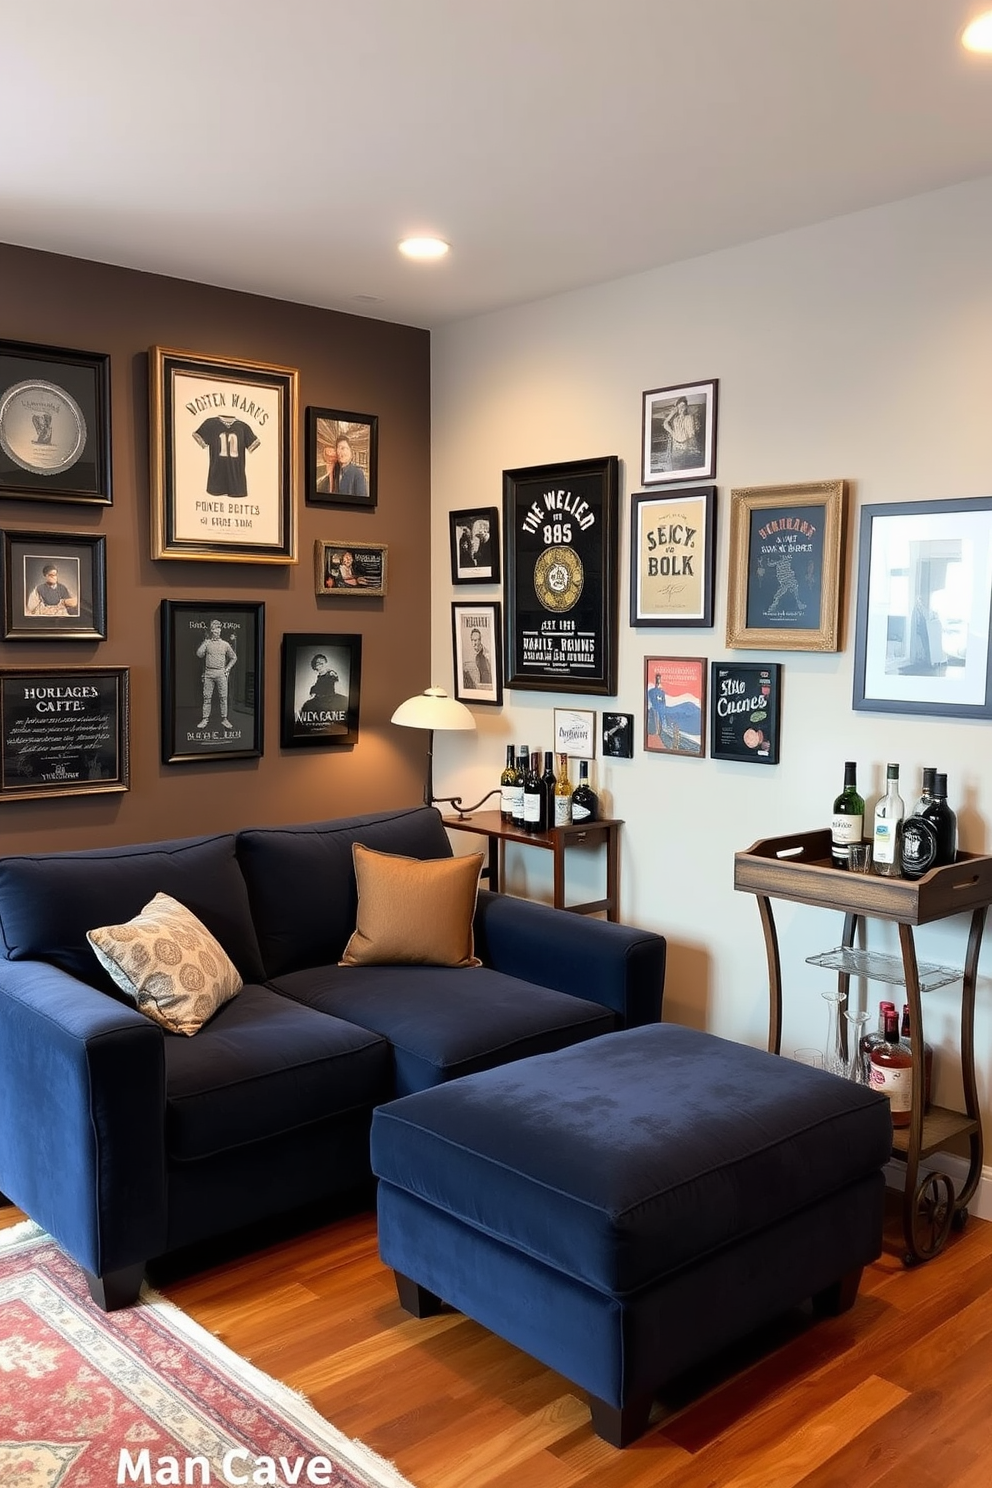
[710, 660, 782, 765]
[630, 486, 716, 627]
[314, 539, 387, 597]
[161, 600, 264, 764]
[644, 656, 707, 758]
[641, 379, 717, 487]
[727, 479, 847, 651]
[2, 530, 106, 640]
[449, 507, 500, 584]
[452, 601, 503, 706]
[0, 339, 112, 506]
[150, 346, 298, 563]
[852, 496, 992, 718]
[305, 407, 377, 510]
[281, 633, 362, 748]
[0, 666, 128, 800]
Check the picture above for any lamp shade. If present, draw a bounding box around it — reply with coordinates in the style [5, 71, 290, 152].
[391, 686, 476, 732]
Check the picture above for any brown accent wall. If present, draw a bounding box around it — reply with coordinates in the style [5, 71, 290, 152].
[0, 243, 431, 853]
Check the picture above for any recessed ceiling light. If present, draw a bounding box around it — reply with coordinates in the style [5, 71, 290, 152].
[398, 236, 450, 261]
[962, 10, 992, 51]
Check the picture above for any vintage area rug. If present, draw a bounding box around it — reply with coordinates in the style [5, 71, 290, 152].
[0, 1221, 414, 1488]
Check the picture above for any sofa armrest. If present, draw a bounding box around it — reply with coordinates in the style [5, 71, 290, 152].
[473, 891, 665, 1027]
[0, 960, 168, 1276]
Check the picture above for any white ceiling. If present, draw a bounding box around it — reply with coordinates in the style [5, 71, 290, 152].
[4, 0, 992, 329]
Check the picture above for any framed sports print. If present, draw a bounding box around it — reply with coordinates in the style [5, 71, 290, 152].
[2, 530, 106, 640]
[726, 479, 846, 651]
[641, 380, 717, 486]
[280, 633, 362, 747]
[452, 601, 503, 706]
[0, 666, 128, 800]
[503, 455, 619, 695]
[314, 540, 387, 597]
[630, 486, 717, 627]
[449, 507, 500, 584]
[710, 660, 782, 764]
[150, 346, 298, 563]
[305, 407, 377, 510]
[0, 339, 112, 505]
[161, 600, 264, 764]
[644, 656, 707, 757]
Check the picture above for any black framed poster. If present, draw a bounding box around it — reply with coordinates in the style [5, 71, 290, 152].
[161, 600, 264, 763]
[710, 660, 782, 765]
[503, 455, 619, 695]
[0, 667, 129, 800]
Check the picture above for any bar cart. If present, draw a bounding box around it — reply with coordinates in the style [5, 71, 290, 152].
[734, 829, 992, 1266]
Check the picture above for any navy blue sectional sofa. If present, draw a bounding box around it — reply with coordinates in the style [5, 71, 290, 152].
[0, 806, 666, 1309]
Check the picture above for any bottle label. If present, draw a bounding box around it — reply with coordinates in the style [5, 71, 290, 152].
[873, 819, 898, 864]
[500, 785, 514, 814]
[554, 797, 571, 827]
[523, 793, 541, 823]
[572, 801, 591, 822]
[831, 813, 862, 845]
[869, 1062, 912, 1112]
[901, 817, 937, 876]
[509, 785, 524, 817]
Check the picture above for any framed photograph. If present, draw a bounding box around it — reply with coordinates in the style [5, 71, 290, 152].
[161, 601, 264, 764]
[641, 380, 717, 487]
[630, 486, 717, 627]
[0, 666, 128, 800]
[314, 540, 387, 597]
[305, 407, 377, 510]
[710, 660, 782, 765]
[281, 633, 362, 747]
[553, 707, 595, 759]
[449, 507, 500, 584]
[644, 656, 707, 757]
[451, 601, 503, 706]
[726, 480, 847, 652]
[2, 530, 106, 640]
[150, 346, 298, 563]
[602, 712, 634, 759]
[853, 497, 992, 718]
[0, 339, 112, 506]
[503, 455, 619, 695]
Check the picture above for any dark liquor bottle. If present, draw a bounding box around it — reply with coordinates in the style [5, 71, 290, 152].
[831, 761, 864, 869]
[499, 745, 517, 822]
[869, 1008, 913, 1128]
[929, 773, 958, 867]
[901, 770, 955, 879]
[901, 1004, 933, 1110]
[571, 761, 598, 823]
[542, 751, 557, 826]
[522, 752, 546, 832]
[510, 746, 529, 826]
[911, 766, 936, 817]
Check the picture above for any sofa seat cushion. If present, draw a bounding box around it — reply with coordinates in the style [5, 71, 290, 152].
[269, 965, 616, 1096]
[163, 983, 392, 1162]
[370, 1023, 895, 1294]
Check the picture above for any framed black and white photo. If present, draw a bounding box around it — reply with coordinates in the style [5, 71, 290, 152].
[451, 601, 503, 706]
[305, 407, 377, 510]
[553, 707, 595, 759]
[449, 507, 500, 584]
[602, 712, 634, 758]
[150, 346, 298, 563]
[641, 380, 717, 486]
[161, 600, 264, 764]
[0, 666, 128, 800]
[0, 339, 112, 505]
[314, 539, 387, 597]
[503, 455, 619, 695]
[727, 480, 846, 651]
[281, 633, 362, 747]
[2, 530, 106, 640]
[710, 660, 782, 765]
[853, 497, 992, 718]
[630, 486, 717, 627]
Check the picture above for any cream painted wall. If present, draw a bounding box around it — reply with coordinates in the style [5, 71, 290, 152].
[430, 174, 992, 1202]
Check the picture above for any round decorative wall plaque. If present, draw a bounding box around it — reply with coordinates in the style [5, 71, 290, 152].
[0, 379, 87, 475]
[533, 545, 584, 612]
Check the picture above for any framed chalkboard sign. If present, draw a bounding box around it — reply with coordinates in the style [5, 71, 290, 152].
[0, 667, 129, 799]
[710, 660, 782, 765]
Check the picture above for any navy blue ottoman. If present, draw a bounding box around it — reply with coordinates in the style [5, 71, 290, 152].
[371, 1024, 893, 1446]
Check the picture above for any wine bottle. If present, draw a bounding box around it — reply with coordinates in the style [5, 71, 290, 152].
[901, 1003, 933, 1110]
[571, 761, 598, 823]
[510, 746, 528, 826]
[928, 772, 958, 867]
[869, 1008, 913, 1128]
[499, 745, 517, 821]
[871, 762, 904, 878]
[554, 754, 573, 827]
[911, 767, 936, 817]
[522, 752, 546, 832]
[831, 761, 864, 869]
[542, 752, 556, 829]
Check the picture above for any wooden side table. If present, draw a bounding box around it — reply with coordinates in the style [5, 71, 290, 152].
[443, 811, 622, 921]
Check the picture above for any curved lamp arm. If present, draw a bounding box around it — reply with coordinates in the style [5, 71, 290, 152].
[432, 787, 502, 820]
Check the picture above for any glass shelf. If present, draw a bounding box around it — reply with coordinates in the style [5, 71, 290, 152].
[805, 945, 962, 993]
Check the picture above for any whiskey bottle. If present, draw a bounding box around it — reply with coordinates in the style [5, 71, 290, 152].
[859, 998, 896, 1081]
[901, 1004, 933, 1110]
[831, 761, 864, 869]
[553, 754, 573, 827]
[571, 761, 598, 823]
[869, 1008, 913, 1128]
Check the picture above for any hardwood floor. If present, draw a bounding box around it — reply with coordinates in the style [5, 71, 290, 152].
[5, 1189, 991, 1486]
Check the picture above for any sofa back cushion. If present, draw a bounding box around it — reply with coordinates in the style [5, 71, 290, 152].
[0, 833, 265, 990]
[236, 807, 453, 977]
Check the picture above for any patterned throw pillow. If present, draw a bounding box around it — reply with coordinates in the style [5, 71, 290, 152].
[339, 843, 484, 967]
[87, 892, 243, 1036]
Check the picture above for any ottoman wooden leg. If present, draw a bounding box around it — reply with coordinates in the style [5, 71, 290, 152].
[394, 1270, 445, 1318]
[812, 1264, 863, 1317]
[588, 1392, 653, 1448]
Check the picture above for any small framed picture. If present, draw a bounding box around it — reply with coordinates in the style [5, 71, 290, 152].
[2, 530, 106, 640]
[602, 712, 634, 758]
[451, 601, 502, 706]
[0, 666, 129, 800]
[305, 407, 377, 510]
[161, 600, 264, 764]
[629, 487, 716, 627]
[710, 660, 782, 765]
[281, 633, 362, 747]
[0, 339, 112, 506]
[553, 707, 595, 759]
[449, 507, 500, 584]
[644, 656, 707, 757]
[641, 380, 718, 486]
[314, 540, 387, 597]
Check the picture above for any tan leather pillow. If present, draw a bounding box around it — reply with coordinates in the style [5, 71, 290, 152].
[340, 843, 484, 967]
